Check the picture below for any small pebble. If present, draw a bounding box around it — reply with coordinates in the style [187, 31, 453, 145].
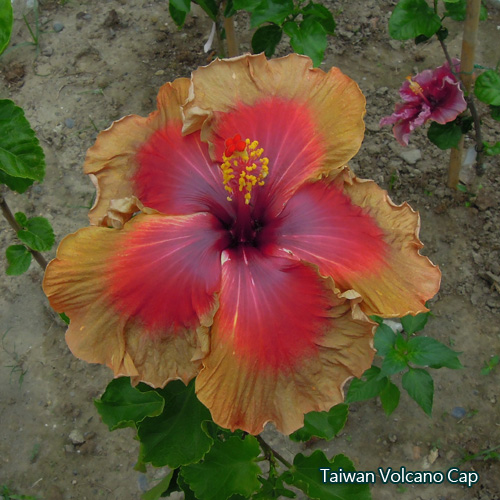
[53, 22, 65, 33]
[65, 118, 75, 129]
[451, 406, 467, 419]
[69, 429, 85, 445]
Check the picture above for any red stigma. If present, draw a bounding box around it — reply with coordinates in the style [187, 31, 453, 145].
[224, 134, 246, 157]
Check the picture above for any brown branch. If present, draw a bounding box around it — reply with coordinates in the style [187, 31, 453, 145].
[0, 193, 48, 271]
[256, 434, 293, 469]
[224, 16, 239, 57]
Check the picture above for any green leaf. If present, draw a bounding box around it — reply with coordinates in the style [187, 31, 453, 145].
[5, 244, 32, 275]
[181, 436, 261, 500]
[193, 0, 217, 20]
[346, 367, 387, 403]
[379, 334, 409, 377]
[59, 312, 70, 325]
[0, 100, 46, 182]
[0, 0, 13, 55]
[283, 451, 372, 500]
[14, 211, 29, 228]
[369, 315, 383, 325]
[290, 403, 348, 442]
[484, 141, 500, 156]
[137, 379, 213, 468]
[400, 311, 430, 334]
[224, 0, 236, 16]
[252, 24, 282, 57]
[406, 336, 462, 369]
[374, 323, 397, 357]
[233, 0, 262, 10]
[490, 105, 500, 121]
[427, 120, 463, 150]
[169, 1, 188, 26]
[94, 377, 165, 431]
[17, 216, 55, 252]
[402, 368, 433, 415]
[283, 18, 327, 67]
[301, 2, 336, 34]
[443, 0, 488, 21]
[254, 474, 296, 499]
[475, 70, 500, 106]
[141, 471, 174, 500]
[250, 0, 294, 28]
[388, 0, 441, 40]
[0, 170, 34, 194]
[379, 381, 400, 416]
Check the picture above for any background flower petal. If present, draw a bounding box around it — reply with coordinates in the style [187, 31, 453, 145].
[183, 54, 365, 178]
[195, 247, 375, 435]
[84, 78, 190, 227]
[43, 212, 228, 386]
[262, 170, 441, 317]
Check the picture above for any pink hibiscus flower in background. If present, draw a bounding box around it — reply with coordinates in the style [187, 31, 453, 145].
[380, 61, 467, 146]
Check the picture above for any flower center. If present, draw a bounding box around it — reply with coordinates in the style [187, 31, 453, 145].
[406, 76, 431, 106]
[220, 134, 269, 205]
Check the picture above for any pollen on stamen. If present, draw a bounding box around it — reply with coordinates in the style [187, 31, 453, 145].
[221, 134, 269, 204]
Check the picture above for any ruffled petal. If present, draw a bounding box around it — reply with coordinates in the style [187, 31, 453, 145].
[195, 247, 375, 435]
[43, 212, 229, 386]
[183, 54, 365, 181]
[262, 170, 441, 317]
[84, 78, 190, 227]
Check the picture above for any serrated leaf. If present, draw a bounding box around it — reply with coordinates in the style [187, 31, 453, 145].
[5, 244, 31, 275]
[406, 336, 462, 369]
[252, 24, 282, 57]
[283, 451, 372, 500]
[283, 18, 327, 67]
[475, 70, 500, 106]
[289, 404, 348, 442]
[94, 377, 165, 431]
[374, 323, 397, 356]
[0, 169, 35, 193]
[346, 367, 387, 403]
[193, 0, 217, 20]
[137, 379, 213, 468]
[0, 100, 46, 182]
[141, 470, 174, 500]
[484, 141, 500, 156]
[388, 0, 441, 40]
[444, 0, 488, 21]
[379, 334, 409, 376]
[17, 216, 55, 252]
[181, 436, 261, 500]
[169, 1, 188, 26]
[400, 310, 430, 334]
[302, 2, 335, 34]
[250, 0, 294, 28]
[379, 381, 400, 416]
[427, 120, 463, 150]
[402, 368, 433, 415]
[0, 0, 13, 55]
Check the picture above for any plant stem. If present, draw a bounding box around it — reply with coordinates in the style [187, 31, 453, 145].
[224, 16, 239, 57]
[0, 194, 48, 271]
[445, 0, 481, 189]
[256, 434, 293, 469]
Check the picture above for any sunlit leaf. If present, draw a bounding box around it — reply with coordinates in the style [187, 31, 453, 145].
[475, 70, 500, 106]
[289, 404, 348, 442]
[5, 244, 31, 275]
[94, 377, 165, 431]
[0, 100, 45, 182]
[406, 337, 462, 369]
[389, 0, 441, 40]
[283, 451, 372, 500]
[402, 367, 433, 415]
[17, 216, 55, 252]
[137, 379, 213, 468]
[283, 18, 327, 67]
[181, 436, 261, 500]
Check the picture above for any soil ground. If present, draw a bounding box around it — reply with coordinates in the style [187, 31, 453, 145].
[0, 0, 499, 499]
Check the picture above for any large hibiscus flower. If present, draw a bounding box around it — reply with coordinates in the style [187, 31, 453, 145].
[43, 54, 441, 435]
